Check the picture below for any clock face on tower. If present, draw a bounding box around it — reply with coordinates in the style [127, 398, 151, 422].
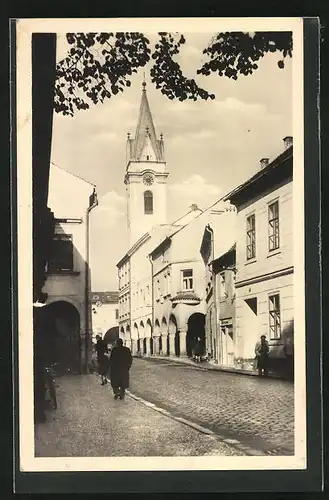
[143, 174, 154, 186]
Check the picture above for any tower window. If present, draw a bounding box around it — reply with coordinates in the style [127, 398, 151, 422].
[144, 190, 153, 214]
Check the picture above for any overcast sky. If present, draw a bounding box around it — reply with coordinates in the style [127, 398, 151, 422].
[51, 32, 292, 292]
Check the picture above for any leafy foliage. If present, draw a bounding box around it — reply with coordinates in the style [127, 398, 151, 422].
[55, 31, 292, 116]
[150, 33, 215, 102]
[198, 31, 293, 79]
[55, 32, 151, 116]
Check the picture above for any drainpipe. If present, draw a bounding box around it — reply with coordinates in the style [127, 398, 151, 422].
[207, 224, 219, 364]
[147, 254, 154, 353]
[84, 188, 98, 373]
[128, 259, 132, 349]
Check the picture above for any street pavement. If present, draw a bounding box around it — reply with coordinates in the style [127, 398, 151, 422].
[129, 357, 294, 456]
[35, 373, 243, 457]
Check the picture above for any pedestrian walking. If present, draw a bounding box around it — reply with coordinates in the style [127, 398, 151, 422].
[255, 335, 270, 377]
[95, 335, 109, 385]
[109, 338, 132, 400]
[194, 337, 203, 363]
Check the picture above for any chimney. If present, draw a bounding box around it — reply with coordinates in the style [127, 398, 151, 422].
[260, 158, 270, 170]
[190, 204, 199, 211]
[283, 136, 293, 150]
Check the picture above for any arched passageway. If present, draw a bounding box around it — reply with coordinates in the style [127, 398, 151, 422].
[169, 314, 180, 357]
[140, 321, 145, 354]
[133, 323, 139, 353]
[44, 301, 80, 373]
[146, 319, 153, 355]
[187, 312, 206, 358]
[125, 325, 131, 347]
[161, 317, 169, 355]
[104, 326, 119, 346]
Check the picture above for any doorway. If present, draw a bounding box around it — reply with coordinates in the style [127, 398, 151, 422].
[187, 313, 205, 357]
[44, 301, 80, 374]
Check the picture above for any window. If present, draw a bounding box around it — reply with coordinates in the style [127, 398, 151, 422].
[269, 294, 281, 339]
[182, 269, 193, 290]
[246, 214, 256, 260]
[115, 308, 119, 320]
[144, 190, 153, 214]
[219, 272, 226, 298]
[268, 201, 280, 251]
[48, 234, 73, 272]
[164, 274, 167, 295]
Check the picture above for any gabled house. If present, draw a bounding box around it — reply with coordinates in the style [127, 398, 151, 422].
[223, 137, 294, 376]
[42, 164, 98, 373]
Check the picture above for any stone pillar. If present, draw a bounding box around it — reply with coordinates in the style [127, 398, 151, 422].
[131, 339, 137, 355]
[169, 333, 175, 356]
[153, 336, 160, 355]
[179, 331, 187, 357]
[159, 335, 167, 356]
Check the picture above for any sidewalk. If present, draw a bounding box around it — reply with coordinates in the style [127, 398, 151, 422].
[35, 373, 244, 457]
[137, 354, 293, 381]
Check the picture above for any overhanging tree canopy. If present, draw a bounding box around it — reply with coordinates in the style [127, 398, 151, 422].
[55, 31, 292, 116]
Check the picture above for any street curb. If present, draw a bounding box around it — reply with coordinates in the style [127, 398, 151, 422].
[135, 355, 293, 382]
[123, 385, 266, 457]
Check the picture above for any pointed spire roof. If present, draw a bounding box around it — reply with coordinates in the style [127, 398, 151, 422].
[128, 80, 164, 162]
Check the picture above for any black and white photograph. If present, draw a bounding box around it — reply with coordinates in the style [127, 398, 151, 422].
[13, 17, 313, 478]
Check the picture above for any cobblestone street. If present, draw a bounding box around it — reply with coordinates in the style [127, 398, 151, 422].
[35, 373, 244, 457]
[129, 358, 294, 455]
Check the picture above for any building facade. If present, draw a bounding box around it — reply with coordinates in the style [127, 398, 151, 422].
[91, 291, 119, 341]
[224, 137, 294, 375]
[42, 164, 98, 373]
[149, 202, 237, 359]
[200, 208, 237, 366]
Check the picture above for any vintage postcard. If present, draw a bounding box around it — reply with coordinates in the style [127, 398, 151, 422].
[13, 17, 317, 485]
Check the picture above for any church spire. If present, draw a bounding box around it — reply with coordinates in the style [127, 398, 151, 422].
[127, 80, 164, 163]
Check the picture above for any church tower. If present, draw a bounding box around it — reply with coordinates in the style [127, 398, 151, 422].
[125, 81, 168, 248]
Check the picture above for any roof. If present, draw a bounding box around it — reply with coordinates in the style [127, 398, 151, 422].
[127, 82, 164, 162]
[171, 205, 204, 226]
[116, 232, 151, 267]
[91, 291, 119, 304]
[51, 161, 96, 188]
[149, 207, 206, 258]
[223, 146, 293, 205]
[211, 243, 236, 267]
[170, 290, 202, 305]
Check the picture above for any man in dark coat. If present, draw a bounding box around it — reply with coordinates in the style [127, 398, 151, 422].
[109, 338, 132, 399]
